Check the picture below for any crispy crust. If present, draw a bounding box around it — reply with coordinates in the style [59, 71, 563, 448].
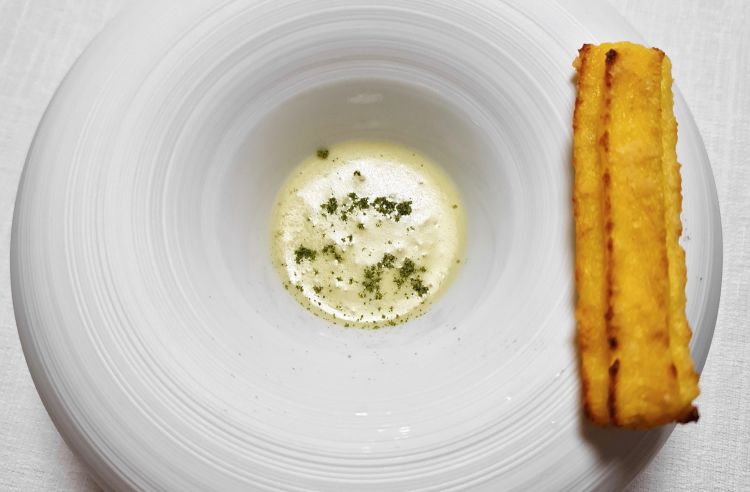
[572, 42, 700, 429]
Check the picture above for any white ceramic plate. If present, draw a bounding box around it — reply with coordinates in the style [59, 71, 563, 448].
[12, 0, 721, 490]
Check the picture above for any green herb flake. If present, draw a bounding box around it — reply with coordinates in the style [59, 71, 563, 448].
[313, 286, 323, 294]
[373, 196, 396, 216]
[321, 243, 344, 262]
[294, 246, 317, 264]
[410, 277, 429, 296]
[396, 200, 412, 219]
[355, 197, 369, 210]
[379, 253, 396, 269]
[395, 258, 416, 286]
[317, 148, 329, 159]
[332, 193, 370, 221]
[321, 197, 338, 214]
[361, 265, 384, 300]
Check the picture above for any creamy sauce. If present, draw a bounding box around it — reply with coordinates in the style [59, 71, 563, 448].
[270, 140, 465, 328]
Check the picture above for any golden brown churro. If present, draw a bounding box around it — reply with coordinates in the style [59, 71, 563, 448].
[572, 42, 699, 429]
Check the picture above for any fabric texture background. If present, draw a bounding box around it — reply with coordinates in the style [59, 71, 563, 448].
[0, 0, 747, 490]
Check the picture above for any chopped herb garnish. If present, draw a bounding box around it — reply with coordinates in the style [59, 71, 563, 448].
[321, 197, 338, 214]
[357, 222, 365, 230]
[410, 277, 429, 296]
[380, 253, 396, 269]
[317, 148, 329, 159]
[319, 193, 373, 222]
[321, 243, 343, 262]
[353, 170, 362, 177]
[294, 246, 317, 264]
[361, 265, 384, 300]
[396, 258, 416, 286]
[395, 200, 412, 220]
[364, 196, 414, 221]
[392, 256, 429, 295]
[373, 196, 396, 216]
[357, 254, 428, 300]
[313, 286, 323, 294]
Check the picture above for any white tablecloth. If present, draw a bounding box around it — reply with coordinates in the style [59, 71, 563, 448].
[1, 1, 747, 490]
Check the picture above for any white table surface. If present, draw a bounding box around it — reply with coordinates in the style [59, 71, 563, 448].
[1, 1, 747, 490]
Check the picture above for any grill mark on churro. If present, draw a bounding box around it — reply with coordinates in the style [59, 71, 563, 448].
[603, 48, 618, 423]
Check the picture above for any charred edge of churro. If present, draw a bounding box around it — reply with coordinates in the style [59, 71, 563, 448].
[677, 406, 700, 424]
[574, 44, 593, 72]
[572, 46, 590, 135]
